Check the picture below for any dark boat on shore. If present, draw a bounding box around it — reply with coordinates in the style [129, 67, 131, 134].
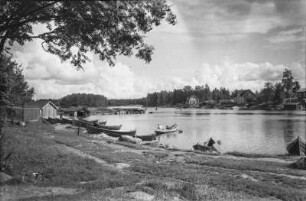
[93, 122, 122, 130]
[61, 117, 73, 124]
[287, 136, 305, 156]
[154, 124, 178, 135]
[136, 133, 156, 141]
[74, 118, 106, 128]
[86, 125, 136, 137]
[47, 117, 61, 124]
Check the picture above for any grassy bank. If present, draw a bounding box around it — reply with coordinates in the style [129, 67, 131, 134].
[1, 122, 140, 191]
[1, 121, 306, 200]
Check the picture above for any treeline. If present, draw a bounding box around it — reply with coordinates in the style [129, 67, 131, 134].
[146, 69, 301, 107]
[59, 93, 108, 107]
[108, 98, 146, 106]
[58, 94, 147, 107]
[147, 85, 232, 107]
[52, 69, 300, 108]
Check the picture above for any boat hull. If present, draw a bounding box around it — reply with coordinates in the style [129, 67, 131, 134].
[86, 125, 136, 137]
[154, 129, 177, 135]
[154, 124, 178, 135]
[74, 119, 106, 128]
[94, 123, 122, 130]
[137, 134, 156, 141]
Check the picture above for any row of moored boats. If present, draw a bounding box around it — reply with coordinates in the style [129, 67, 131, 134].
[46, 117, 180, 141]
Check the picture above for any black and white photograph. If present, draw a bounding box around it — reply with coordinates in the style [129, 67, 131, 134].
[1, 0, 306, 200]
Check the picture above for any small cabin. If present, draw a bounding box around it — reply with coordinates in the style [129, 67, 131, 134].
[24, 100, 58, 120]
[187, 95, 199, 107]
[297, 88, 306, 107]
[234, 90, 257, 104]
[60, 107, 90, 118]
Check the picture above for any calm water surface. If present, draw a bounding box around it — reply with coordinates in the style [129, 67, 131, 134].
[89, 108, 306, 154]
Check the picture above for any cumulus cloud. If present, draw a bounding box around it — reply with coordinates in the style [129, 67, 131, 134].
[268, 28, 304, 44]
[13, 40, 158, 99]
[168, 60, 305, 92]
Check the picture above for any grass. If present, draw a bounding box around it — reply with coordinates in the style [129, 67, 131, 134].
[2, 121, 306, 201]
[130, 158, 306, 201]
[185, 154, 306, 178]
[1, 122, 140, 190]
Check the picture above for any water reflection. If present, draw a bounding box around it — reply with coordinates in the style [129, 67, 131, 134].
[91, 108, 306, 154]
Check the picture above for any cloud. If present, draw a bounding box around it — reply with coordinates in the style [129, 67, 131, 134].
[166, 60, 305, 92]
[13, 40, 158, 99]
[174, 0, 305, 43]
[268, 28, 304, 44]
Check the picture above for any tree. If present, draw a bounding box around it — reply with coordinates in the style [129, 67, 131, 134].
[259, 82, 275, 103]
[273, 82, 285, 104]
[0, 55, 34, 106]
[0, 0, 176, 68]
[282, 68, 300, 102]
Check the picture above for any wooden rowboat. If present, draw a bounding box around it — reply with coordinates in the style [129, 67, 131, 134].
[154, 124, 178, 135]
[86, 125, 136, 137]
[74, 119, 106, 128]
[47, 117, 61, 124]
[61, 117, 73, 124]
[94, 123, 122, 130]
[287, 136, 305, 156]
[136, 133, 156, 141]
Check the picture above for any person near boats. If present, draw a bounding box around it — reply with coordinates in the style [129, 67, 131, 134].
[204, 137, 220, 153]
[157, 124, 164, 130]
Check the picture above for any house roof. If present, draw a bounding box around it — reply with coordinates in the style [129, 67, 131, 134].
[24, 100, 58, 109]
[238, 89, 256, 97]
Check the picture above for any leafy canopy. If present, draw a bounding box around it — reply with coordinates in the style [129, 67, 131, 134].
[0, 0, 176, 68]
[0, 55, 34, 106]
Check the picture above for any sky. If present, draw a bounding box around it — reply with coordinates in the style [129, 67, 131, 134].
[13, 0, 306, 99]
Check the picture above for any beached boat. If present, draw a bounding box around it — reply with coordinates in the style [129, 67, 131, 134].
[94, 123, 122, 130]
[60, 117, 73, 124]
[86, 125, 136, 137]
[74, 118, 106, 128]
[79, 118, 100, 124]
[136, 133, 156, 141]
[47, 117, 61, 124]
[287, 136, 305, 156]
[154, 124, 178, 135]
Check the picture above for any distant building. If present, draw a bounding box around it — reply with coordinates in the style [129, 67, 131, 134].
[60, 106, 89, 118]
[234, 90, 257, 104]
[24, 100, 58, 120]
[297, 88, 306, 107]
[219, 99, 234, 104]
[187, 95, 199, 107]
[199, 100, 217, 108]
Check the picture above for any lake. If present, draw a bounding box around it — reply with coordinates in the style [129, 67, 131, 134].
[89, 108, 306, 155]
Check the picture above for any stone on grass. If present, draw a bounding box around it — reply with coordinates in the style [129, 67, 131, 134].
[127, 191, 154, 201]
[0, 172, 13, 183]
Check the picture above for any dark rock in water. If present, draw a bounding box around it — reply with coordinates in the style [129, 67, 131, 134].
[287, 136, 305, 156]
[290, 157, 306, 170]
